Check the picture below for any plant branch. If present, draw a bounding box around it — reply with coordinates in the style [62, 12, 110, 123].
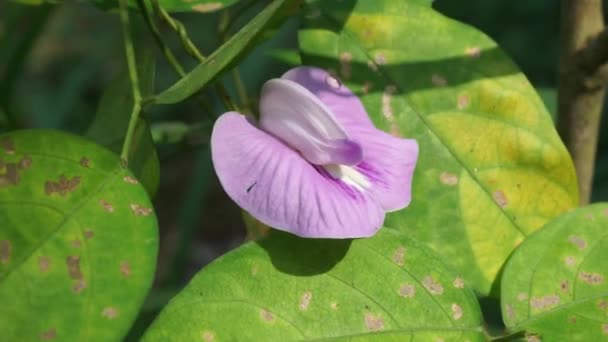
[136, 0, 185, 77]
[557, 0, 606, 204]
[118, 0, 143, 163]
[151, 0, 236, 111]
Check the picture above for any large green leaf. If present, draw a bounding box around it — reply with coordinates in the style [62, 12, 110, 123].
[142, 229, 484, 341]
[0, 130, 158, 341]
[153, 0, 293, 104]
[298, 0, 578, 296]
[501, 203, 608, 340]
[86, 50, 160, 198]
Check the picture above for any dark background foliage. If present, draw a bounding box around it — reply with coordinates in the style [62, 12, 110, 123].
[1, 0, 606, 339]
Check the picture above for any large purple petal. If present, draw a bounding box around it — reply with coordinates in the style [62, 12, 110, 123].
[283, 66, 419, 211]
[211, 112, 385, 238]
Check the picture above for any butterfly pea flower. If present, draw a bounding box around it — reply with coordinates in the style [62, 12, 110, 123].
[211, 66, 418, 238]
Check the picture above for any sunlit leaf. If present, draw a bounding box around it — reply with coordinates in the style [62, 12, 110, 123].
[298, 0, 578, 296]
[154, 0, 294, 104]
[86, 50, 160, 198]
[142, 229, 484, 341]
[0, 129, 158, 341]
[501, 203, 608, 341]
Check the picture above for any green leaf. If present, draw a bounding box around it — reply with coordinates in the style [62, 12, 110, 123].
[154, 0, 293, 104]
[298, 0, 578, 296]
[0, 129, 158, 341]
[86, 51, 160, 198]
[500, 203, 608, 340]
[142, 229, 484, 341]
[157, 0, 240, 13]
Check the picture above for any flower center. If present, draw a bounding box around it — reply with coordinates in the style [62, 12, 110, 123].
[323, 164, 371, 191]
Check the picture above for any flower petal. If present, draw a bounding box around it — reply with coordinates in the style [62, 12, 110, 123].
[281, 66, 374, 129]
[211, 112, 385, 238]
[283, 66, 419, 211]
[259, 78, 363, 166]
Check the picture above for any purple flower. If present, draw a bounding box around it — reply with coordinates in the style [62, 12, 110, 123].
[211, 67, 418, 238]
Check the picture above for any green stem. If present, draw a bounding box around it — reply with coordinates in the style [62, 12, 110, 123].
[136, 0, 185, 77]
[118, 0, 143, 163]
[151, 0, 236, 112]
[231, 67, 251, 113]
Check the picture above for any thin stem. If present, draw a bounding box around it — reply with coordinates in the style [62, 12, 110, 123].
[118, 0, 143, 163]
[136, 0, 185, 77]
[231, 66, 251, 114]
[557, 0, 606, 204]
[152, 0, 205, 62]
[151, 0, 236, 111]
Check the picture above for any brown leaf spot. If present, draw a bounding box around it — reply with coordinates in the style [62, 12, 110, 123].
[506, 304, 515, 320]
[579, 272, 604, 285]
[452, 303, 463, 320]
[66, 255, 83, 280]
[365, 313, 384, 331]
[530, 294, 560, 311]
[79, 157, 90, 168]
[339, 52, 353, 79]
[517, 292, 528, 301]
[431, 74, 447, 87]
[367, 60, 379, 72]
[569, 235, 587, 249]
[560, 280, 569, 292]
[251, 264, 259, 276]
[1, 137, 15, 154]
[70, 239, 82, 248]
[382, 85, 397, 120]
[201, 331, 215, 341]
[300, 291, 312, 310]
[0, 163, 19, 187]
[453, 277, 465, 289]
[260, 309, 275, 323]
[99, 199, 114, 212]
[84, 229, 95, 240]
[39, 256, 51, 272]
[192, 2, 223, 12]
[45, 175, 80, 196]
[392, 246, 405, 266]
[374, 53, 386, 65]
[18, 156, 32, 169]
[493, 190, 508, 208]
[123, 176, 138, 184]
[72, 279, 87, 294]
[399, 283, 415, 298]
[102, 306, 119, 319]
[422, 276, 444, 295]
[40, 328, 57, 340]
[597, 299, 608, 311]
[569, 315, 577, 323]
[564, 256, 576, 266]
[361, 81, 373, 95]
[130, 203, 153, 216]
[440, 172, 458, 186]
[330, 302, 339, 310]
[465, 46, 481, 58]
[602, 323, 608, 335]
[0, 240, 11, 264]
[457, 94, 470, 109]
[120, 261, 132, 278]
[526, 335, 541, 342]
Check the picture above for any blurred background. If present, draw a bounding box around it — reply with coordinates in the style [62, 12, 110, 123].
[1, 0, 607, 339]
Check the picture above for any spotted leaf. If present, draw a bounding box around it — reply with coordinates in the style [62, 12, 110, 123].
[142, 229, 483, 341]
[298, 0, 578, 296]
[501, 203, 608, 340]
[0, 130, 158, 341]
